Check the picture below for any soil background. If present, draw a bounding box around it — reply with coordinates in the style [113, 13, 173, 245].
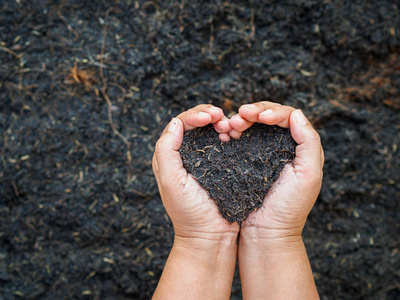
[0, 1, 399, 299]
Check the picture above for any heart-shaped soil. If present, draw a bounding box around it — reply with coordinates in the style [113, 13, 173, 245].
[179, 123, 297, 223]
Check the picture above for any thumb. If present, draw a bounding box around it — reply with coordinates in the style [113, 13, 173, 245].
[153, 118, 186, 185]
[289, 110, 323, 179]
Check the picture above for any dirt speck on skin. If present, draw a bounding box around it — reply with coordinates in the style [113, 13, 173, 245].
[179, 123, 296, 223]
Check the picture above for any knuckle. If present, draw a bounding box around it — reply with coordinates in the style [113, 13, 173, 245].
[261, 101, 281, 106]
[283, 105, 295, 113]
[154, 138, 167, 156]
[196, 104, 213, 111]
[258, 101, 283, 112]
[258, 102, 271, 109]
[308, 129, 321, 144]
[152, 155, 159, 173]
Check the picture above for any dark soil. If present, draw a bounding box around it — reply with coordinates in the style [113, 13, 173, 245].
[180, 124, 296, 223]
[0, 1, 399, 299]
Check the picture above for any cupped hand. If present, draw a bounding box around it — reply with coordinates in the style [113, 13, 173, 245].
[230, 102, 324, 240]
[152, 105, 240, 243]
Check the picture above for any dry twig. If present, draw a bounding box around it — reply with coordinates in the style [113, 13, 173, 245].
[101, 83, 130, 147]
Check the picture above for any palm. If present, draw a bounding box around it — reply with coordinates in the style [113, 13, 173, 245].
[165, 172, 240, 237]
[242, 163, 313, 231]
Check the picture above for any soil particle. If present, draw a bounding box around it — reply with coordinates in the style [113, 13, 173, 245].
[179, 123, 296, 223]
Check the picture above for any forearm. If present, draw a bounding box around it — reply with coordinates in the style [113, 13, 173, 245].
[239, 228, 319, 300]
[153, 233, 238, 300]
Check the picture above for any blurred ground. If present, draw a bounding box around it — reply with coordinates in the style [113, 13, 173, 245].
[0, 1, 399, 299]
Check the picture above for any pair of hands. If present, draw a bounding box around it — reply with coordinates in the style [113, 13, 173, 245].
[152, 102, 324, 245]
[152, 102, 323, 299]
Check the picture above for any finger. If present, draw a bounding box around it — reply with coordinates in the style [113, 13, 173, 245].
[213, 118, 232, 142]
[289, 110, 323, 176]
[219, 133, 231, 142]
[154, 118, 186, 183]
[229, 114, 253, 133]
[238, 102, 281, 123]
[231, 102, 292, 138]
[258, 105, 296, 128]
[176, 105, 224, 131]
[228, 129, 242, 139]
[213, 116, 232, 133]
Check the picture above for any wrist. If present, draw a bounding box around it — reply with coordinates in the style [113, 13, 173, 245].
[169, 233, 238, 296]
[174, 231, 238, 257]
[153, 231, 238, 299]
[239, 226, 304, 253]
[238, 230, 319, 300]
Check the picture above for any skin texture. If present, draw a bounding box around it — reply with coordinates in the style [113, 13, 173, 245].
[152, 102, 323, 300]
[232, 102, 323, 299]
[152, 105, 239, 300]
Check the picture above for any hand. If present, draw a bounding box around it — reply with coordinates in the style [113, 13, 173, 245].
[152, 106, 239, 300]
[152, 104, 240, 245]
[232, 102, 322, 299]
[229, 102, 324, 242]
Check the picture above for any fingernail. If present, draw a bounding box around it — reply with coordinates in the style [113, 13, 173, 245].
[168, 118, 178, 132]
[242, 104, 256, 110]
[294, 109, 308, 126]
[260, 109, 273, 117]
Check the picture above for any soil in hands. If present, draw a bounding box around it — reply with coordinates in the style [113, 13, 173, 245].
[179, 123, 297, 223]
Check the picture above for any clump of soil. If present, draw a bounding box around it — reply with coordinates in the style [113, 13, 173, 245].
[179, 123, 297, 223]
